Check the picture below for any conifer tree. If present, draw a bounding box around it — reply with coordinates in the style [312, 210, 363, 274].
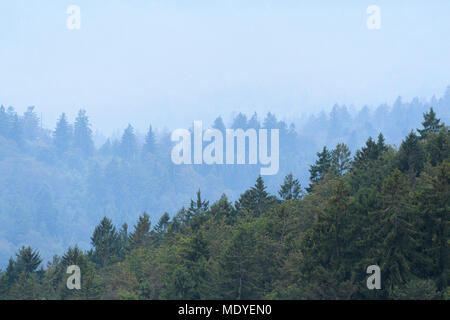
[142, 125, 156, 155]
[209, 194, 236, 224]
[22, 106, 39, 140]
[219, 224, 261, 299]
[73, 109, 94, 156]
[398, 131, 425, 175]
[90, 217, 120, 267]
[118, 223, 129, 258]
[212, 116, 226, 134]
[129, 213, 152, 249]
[354, 137, 379, 166]
[418, 107, 444, 139]
[22, 106, 40, 141]
[263, 112, 278, 129]
[248, 112, 260, 129]
[279, 173, 302, 201]
[99, 138, 112, 156]
[154, 213, 170, 235]
[374, 169, 419, 291]
[300, 180, 358, 299]
[231, 113, 248, 129]
[308, 146, 332, 191]
[15, 246, 42, 275]
[376, 133, 388, 154]
[53, 113, 72, 154]
[62, 246, 86, 267]
[331, 143, 352, 176]
[237, 176, 276, 217]
[186, 190, 209, 230]
[120, 124, 138, 160]
[424, 127, 449, 166]
[9, 111, 23, 145]
[187, 190, 209, 220]
[416, 162, 450, 290]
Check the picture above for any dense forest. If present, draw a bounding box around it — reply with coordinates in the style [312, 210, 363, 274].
[0, 104, 448, 299]
[0, 89, 449, 267]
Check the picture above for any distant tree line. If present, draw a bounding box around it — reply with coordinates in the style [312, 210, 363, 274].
[0, 108, 448, 300]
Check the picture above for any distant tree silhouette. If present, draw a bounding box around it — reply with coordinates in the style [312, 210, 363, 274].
[73, 109, 94, 156]
[120, 124, 138, 160]
[53, 113, 72, 154]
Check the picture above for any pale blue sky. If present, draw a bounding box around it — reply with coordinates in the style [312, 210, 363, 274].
[0, 0, 449, 134]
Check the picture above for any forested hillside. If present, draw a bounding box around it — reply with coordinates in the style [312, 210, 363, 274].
[0, 106, 448, 300]
[0, 91, 449, 267]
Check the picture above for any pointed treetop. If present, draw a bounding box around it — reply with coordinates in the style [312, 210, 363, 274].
[418, 107, 444, 139]
[143, 125, 156, 154]
[279, 173, 302, 201]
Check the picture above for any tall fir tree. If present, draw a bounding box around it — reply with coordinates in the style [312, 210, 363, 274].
[120, 124, 138, 160]
[398, 131, 425, 175]
[417, 107, 444, 139]
[212, 116, 226, 134]
[248, 112, 260, 129]
[73, 109, 94, 156]
[53, 113, 72, 154]
[374, 169, 420, 291]
[354, 137, 379, 166]
[331, 143, 352, 176]
[308, 146, 332, 191]
[279, 173, 302, 201]
[90, 217, 120, 267]
[129, 213, 152, 250]
[15, 246, 42, 275]
[416, 162, 450, 290]
[22, 106, 40, 141]
[142, 125, 156, 155]
[9, 111, 23, 145]
[376, 133, 388, 154]
[154, 212, 170, 235]
[237, 176, 276, 217]
[300, 180, 358, 299]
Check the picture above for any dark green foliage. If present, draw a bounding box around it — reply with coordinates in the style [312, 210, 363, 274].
[398, 131, 425, 175]
[209, 194, 237, 225]
[416, 161, 450, 290]
[236, 176, 277, 217]
[373, 169, 419, 291]
[154, 213, 170, 234]
[354, 137, 380, 166]
[392, 279, 439, 300]
[308, 146, 332, 189]
[424, 128, 449, 166]
[0, 108, 449, 300]
[129, 213, 152, 250]
[187, 190, 209, 225]
[279, 173, 302, 201]
[14, 246, 42, 275]
[218, 224, 263, 299]
[418, 107, 444, 139]
[0, 99, 447, 271]
[2, 247, 43, 300]
[331, 143, 352, 176]
[90, 217, 121, 267]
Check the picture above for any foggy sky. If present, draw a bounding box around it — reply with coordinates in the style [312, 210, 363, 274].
[0, 0, 449, 135]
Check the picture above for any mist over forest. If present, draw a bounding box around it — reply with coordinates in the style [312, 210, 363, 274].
[0, 88, 449, 267]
